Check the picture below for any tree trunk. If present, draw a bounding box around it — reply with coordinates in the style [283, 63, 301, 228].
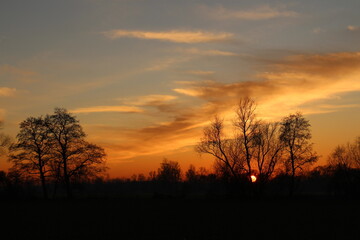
[63, 158, 72, 199]
[39, 169, 48, 199]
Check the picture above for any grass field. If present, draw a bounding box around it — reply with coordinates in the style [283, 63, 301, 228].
[2, 196, 360, 240]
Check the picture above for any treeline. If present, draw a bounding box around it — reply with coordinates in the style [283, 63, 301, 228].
[0, 99, 359, 199]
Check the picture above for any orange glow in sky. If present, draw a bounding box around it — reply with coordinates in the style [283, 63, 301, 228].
[1, 1, 360, 178]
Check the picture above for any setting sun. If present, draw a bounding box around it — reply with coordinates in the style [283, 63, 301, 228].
[251, 175, 257, 183]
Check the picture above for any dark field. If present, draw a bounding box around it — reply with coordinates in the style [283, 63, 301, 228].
[2, 197, 360, 240]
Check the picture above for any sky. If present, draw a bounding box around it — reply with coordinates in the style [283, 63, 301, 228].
[1, 0, 360, 178]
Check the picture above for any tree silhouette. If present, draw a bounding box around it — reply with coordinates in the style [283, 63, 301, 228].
[157, 159, 181, 183]
[45, 108, 87, 198]
[48, 108, 107, 197]
[197, 98, 285, 184]
[9, 117, 51, 199]
[347, 136, 360, 168]
[328, 145, 352, 169]
[0, 121, 11, 156]
[234, 97, 260, 179]
[185, 164, 197, 182]
[280, 112, 318, 196]
[5, 107, 109, 199]
[253, 122, 283, 188]
[197, 116, 245, 180]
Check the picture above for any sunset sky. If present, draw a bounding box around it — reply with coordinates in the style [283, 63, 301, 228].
[1, 0, 360, 178]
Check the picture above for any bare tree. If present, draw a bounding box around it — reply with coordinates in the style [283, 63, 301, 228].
[280, 112, 318, 196]
[197, 116, 245, 180]
[234, 97, 260, 178]
[348, 136, 360, 168]
[45, 108, 106, 198]
[328, 136, 360, 169]
[328, 145, 352, 169]
[9, 117, 51, 199]
[253, 122, 284, 186]
[66, 141, 107, 183]
[0, 121, 11, 156]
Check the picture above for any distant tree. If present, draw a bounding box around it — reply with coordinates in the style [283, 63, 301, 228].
[327, 136, 360, 169]
[185, 164, 197, 182]
[137, 173, 146, 182]
[348, 136, 360, 168]
[328, 145, 352, 169]
[9, 117, 51, 199]
[0, 121, 11, 155]
[157, 159, 181, 183]
[280, 112, 318, 196]
[148, 171, 157, 181]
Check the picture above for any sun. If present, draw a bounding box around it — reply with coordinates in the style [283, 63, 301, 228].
[250, 175, 257, 183]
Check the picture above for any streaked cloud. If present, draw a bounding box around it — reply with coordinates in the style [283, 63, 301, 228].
[312, 28, 326, 34]
[0, 87, 16, 97]
[174, 52, 360, 118]
[103, 29, 233, 43]
[145, 57, 190, 71]
[120, 94, 177, 106]
[202, 5, 298, 20]
[186, 70, 215, 76]
[71, 106, 144, 114]
[0, 65, 40, 83]
[85, 51, 360, 164]
[180, 48, 238, 56]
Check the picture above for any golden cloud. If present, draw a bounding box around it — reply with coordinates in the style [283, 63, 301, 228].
[104, 29, 233, 43]
[174, 52, 360, 118]
[0, 87, 16, 97]
[90, 51, 360, 162]
[181, 48, 238, 56]
[71, 106, 144, 114]
[120, 94, 177, 106]
[347, 25, 359, 32]
[202, 5, 298, 20]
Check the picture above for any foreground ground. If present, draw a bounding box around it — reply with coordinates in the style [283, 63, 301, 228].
[2, 196, 359, 240]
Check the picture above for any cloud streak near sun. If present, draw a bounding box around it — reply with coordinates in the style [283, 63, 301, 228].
[90, 51, 360, 161]
[103, 29, 233, 43]
[72, 106, 143, 114]
[0, 87, 16, 97]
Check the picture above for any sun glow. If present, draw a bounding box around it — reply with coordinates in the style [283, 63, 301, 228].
[251, 175, 257, 183]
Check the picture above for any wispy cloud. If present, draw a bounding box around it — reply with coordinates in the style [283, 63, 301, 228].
[312, 28, 326, 34]
[0, 65, 40, 83]
[103, 29, 233, 43]
[180, 48, 238, 56]
[186, 70, 215, 76]
[145, 57, 190, 71]
[174, 52, 360, 118]
[71, 106, 144, 114]
[89, 51, 360, 162]
[0, 87, 16, 97]
[120, 94, 177, 106]
[202, 5, 298, 20]
[347, 25, 360, 32]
